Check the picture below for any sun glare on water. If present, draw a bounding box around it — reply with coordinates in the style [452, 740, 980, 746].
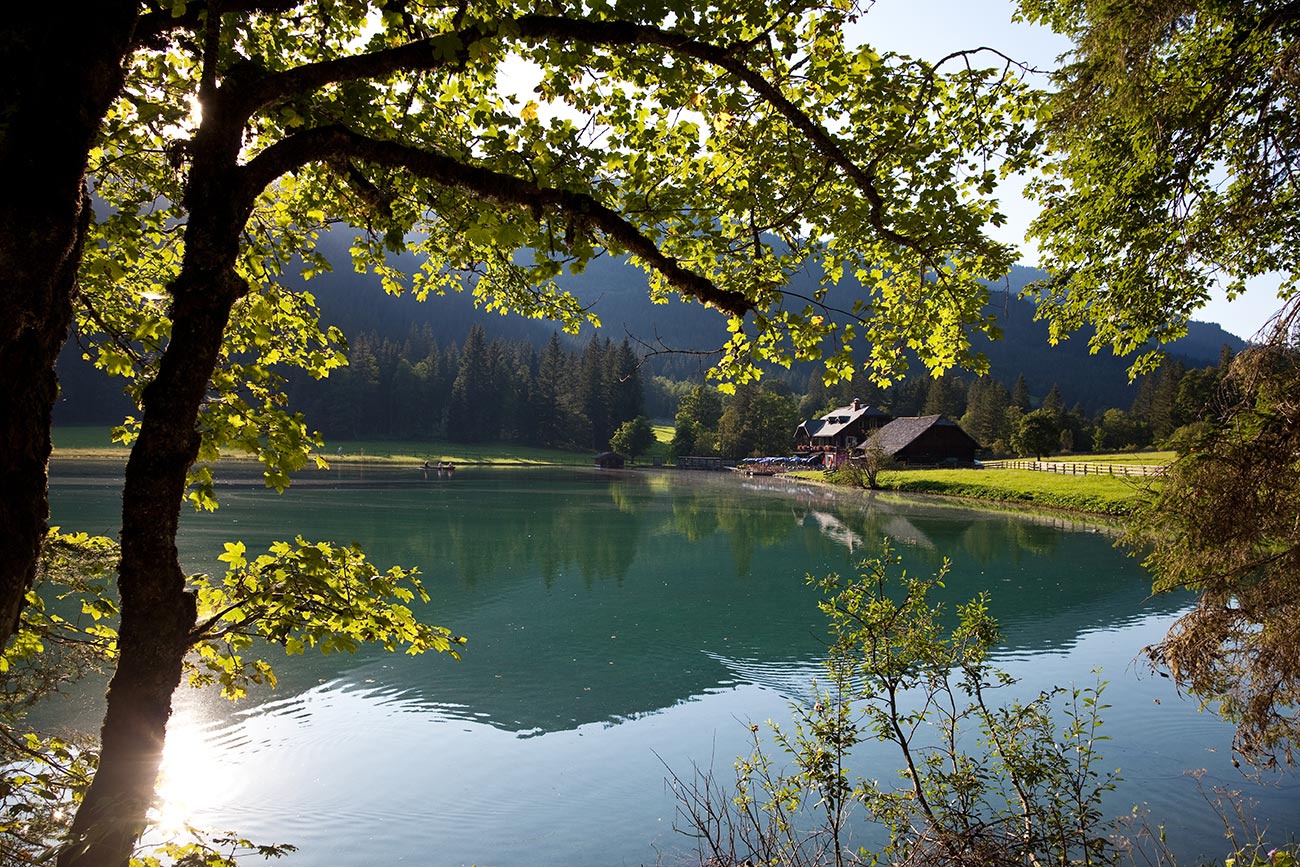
[151, 711, 236, 836]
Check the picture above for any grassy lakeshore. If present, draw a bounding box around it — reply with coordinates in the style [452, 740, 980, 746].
[52, 426, 596, 466]
[51, 426, 679, 467]
[790, 466, 1150, 517]
[1060, 450, 1175, 464]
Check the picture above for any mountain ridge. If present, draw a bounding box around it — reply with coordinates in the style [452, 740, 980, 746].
[53, 232, 1246, 422]
[299, 233, 1245, 412]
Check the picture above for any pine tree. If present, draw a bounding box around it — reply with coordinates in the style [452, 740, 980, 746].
[1010, 373, 1031, 411]
[446, 325, 493, 443]
[923, 374, 964, 418]
[534, 333, 571, 447]
[1042, 384, 1065, 418]
[611, 339, 644, 426]
[798, 370, 829, 421]
[961, 377, 1012, 446]
[578, 335, 614, 450]
[886, 376, 929, 417]
[333, 334, 381, 439]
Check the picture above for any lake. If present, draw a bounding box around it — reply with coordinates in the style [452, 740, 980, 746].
[47, 462, 1297, 866]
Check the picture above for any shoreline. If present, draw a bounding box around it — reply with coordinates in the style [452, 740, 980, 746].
[50, 449, 1138, 528]
[777, 468, 1135, 528]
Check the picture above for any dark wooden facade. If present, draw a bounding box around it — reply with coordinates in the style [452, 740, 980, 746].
[865, 415, 979, 466]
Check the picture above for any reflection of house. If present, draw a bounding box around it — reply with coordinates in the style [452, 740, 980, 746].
[804, 509, 866, 554]
[794, 399, 892, 452]
[865, 414, 979, 466]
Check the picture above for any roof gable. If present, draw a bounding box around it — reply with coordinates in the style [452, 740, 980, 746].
[812, 402, 890, 438]
[797, 418, 828, 438]
[867, 414, 977, 455]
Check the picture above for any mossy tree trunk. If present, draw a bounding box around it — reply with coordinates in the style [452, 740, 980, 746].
[0, 6, 138, 652]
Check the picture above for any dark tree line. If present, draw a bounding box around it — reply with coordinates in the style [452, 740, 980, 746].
[289, 325, 644, 451]
[60, 311, 1234, 462]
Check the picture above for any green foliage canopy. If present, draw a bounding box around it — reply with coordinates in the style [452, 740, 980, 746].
[1011, 407, 1059, 459]
[85, 0, 1045, 427]
[1021, 0, 1300, 372]
[717, 383, 799, 458]
[609, 415, 655, 461]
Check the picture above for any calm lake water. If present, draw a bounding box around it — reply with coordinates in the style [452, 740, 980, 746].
[47, 463, 1297, 866]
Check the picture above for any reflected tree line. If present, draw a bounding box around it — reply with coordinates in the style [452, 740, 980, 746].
[258, 473, 1187, 735]
[324, 474, 1179, 649]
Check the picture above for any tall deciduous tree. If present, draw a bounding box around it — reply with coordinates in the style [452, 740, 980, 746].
[5, 3, 1047, 863]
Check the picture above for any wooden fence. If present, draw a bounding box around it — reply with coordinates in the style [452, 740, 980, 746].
[981, 459, 1166, 478]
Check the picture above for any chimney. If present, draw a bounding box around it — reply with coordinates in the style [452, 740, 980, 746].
[851, 398, 862, 410]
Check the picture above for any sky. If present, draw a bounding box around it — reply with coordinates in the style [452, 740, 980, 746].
[850, 0, 1284, 341]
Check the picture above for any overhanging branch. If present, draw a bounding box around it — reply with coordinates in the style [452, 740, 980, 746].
[240, 125, 753, 317]
[223, 13, 924, 255]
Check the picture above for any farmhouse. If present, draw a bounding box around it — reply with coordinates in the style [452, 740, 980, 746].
[794, 399, 892, 453]
[864, 414, 980, 466]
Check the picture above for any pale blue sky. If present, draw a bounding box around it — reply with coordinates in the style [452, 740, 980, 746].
[856, 0, 1283, 341]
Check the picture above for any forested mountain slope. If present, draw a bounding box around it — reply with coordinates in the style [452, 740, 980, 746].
[55, 231, 1245, 424]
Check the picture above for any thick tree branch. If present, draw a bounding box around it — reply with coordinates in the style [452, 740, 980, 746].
[226, 13, 922, 254]
[239, 125, 753, 317]
[512, 15, 925, 253]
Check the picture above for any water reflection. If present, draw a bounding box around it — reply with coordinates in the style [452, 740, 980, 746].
[49, 464, 1183, 736]
[47, 463, 1287, 867]
[152, 710, 238, 837]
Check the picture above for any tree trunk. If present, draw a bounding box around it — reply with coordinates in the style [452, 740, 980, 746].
[60, 71, 255, 857]
[0, 6, 138, 651]
[60, 266, 247, 867]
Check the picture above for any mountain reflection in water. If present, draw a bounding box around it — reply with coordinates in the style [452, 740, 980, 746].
[47, 463, 1296, 867]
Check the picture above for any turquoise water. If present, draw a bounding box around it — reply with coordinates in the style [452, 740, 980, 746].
[47, 463, 1297, 865]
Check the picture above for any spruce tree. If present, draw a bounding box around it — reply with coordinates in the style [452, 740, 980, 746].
[578, 335, 614, 450]
[535, 333, 571, 447]
[1010, 373, 1031, 411]
[1042, 384, 1065, 419]
[446, 325, 493, 443]
[612, 339, 644, 426]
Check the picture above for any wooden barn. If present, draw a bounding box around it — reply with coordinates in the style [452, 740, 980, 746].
[863, 415, 979, 466]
